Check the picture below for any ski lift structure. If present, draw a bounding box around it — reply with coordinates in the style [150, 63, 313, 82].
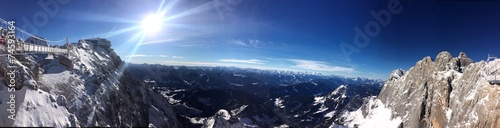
[485, 54, 500, 84]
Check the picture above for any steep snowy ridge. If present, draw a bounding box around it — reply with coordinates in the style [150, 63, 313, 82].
[343, 96, 402, 128]
[353, 51, 500, 128]
[0, 40, 179, 127]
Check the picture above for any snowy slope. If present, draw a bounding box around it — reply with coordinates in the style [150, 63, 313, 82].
[1, 40, 179, 127]
[13, 88, 74, 127]
[341, 96, 401, 128]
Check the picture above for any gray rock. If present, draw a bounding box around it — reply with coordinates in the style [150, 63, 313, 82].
[57, 95, 67, 107]
[56, 55, 73, 69]
[0, 55, 39, 90]
[49, 95, 56, 102]
[435, 51, 453, 72]
[377, 51, 500, 128]
[69, 114, 80, 127]
[457, 52, 473, 72]
[388, 68, 405, 81]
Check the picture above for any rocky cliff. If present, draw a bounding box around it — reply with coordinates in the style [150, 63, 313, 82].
[377, 51, 500, 128]
[0, 40, 180, 127]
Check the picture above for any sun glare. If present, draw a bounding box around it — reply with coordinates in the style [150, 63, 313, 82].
[141, 14, 164, 34]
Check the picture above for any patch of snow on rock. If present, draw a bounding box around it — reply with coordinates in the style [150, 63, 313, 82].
[216, 109, 231, 120]
[314, 96, 326, 106]
[230, 105, 248, 116]
[324, 111, 336, 118]
[446, 108, 453, 122]
[275, 98, 284, 109]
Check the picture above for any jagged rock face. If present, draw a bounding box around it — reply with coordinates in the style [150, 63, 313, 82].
[378, 51, 500, 128]
[30, 42, 153, 127]
[435, 51, 453, 71]
[388, 68, 405, 81]
[148, 89, 181, 128]
[0, 55, 39, 90]
[458, 52, 474, 71]
[55, 54, 73, 69]
[2, 41, 181, 127]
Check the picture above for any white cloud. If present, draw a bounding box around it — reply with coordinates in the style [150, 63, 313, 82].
[227, 39, 266, 48]
[248, 39, 260, 47]
[288, 59, 354, 72]
[219, 59, 268, 64]
[124, 54, 184, 59]
[162, 61, 219, 66]
[125, 54, 151, 57]
[171, 56, 184, 59]
[228, 39, 250, 47]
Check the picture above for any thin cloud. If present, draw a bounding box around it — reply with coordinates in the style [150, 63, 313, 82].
[125, 54, 184, 59]
[228, 39, 249, 47]
[125, 54, 151, 57]
[219, 59, 268, 64]
[179, 44, 222, 47]
[248, 39, 260, 47]
[227, 39, 267, 48]
[288, 59, 354, 72]
[162, 61, 219, 66]
[172, 56, 184, 59]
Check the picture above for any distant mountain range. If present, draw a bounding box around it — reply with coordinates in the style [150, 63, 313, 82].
[127, 63, 384, 127]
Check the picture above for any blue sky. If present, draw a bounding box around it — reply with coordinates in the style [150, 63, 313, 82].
[1, 0, 500, 79]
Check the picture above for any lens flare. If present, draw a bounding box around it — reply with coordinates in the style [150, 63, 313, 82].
[141, 14, 164, 34]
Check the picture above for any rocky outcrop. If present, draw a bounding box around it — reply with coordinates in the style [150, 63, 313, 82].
[55, 55, 73, 69]
[388, 68, 405, 81]
[458, 52, 474, 71]
[0, 55, 39, 90]
[378, 51, 500, 128]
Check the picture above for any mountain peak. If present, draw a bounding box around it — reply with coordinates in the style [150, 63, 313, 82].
[459, 52, 468, 58]
[373, 51, 499, 128]
[388, 68, 405, 81]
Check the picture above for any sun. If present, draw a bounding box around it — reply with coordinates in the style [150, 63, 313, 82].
[141, 14, 164, 34]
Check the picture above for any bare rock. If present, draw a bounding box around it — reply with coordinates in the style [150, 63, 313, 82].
[377, 51, 500, 128]
[56, 55, 73, 69]
[57, 95, 67, 107]
[435, 51, 453, 72]
[388, 68, 405, 81]
[457, 52, 473, 72]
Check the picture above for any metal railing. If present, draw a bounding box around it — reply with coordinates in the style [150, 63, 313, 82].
[20, 43, 67, 54]
[0, 17, 69, 55]
[0, 42, 68, 55]
[485, 55, 500, 84]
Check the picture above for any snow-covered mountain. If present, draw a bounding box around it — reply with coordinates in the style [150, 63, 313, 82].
[0, 40, 179, 127]
[128, 63, 383, 127]
[342, 51, 500, 128]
